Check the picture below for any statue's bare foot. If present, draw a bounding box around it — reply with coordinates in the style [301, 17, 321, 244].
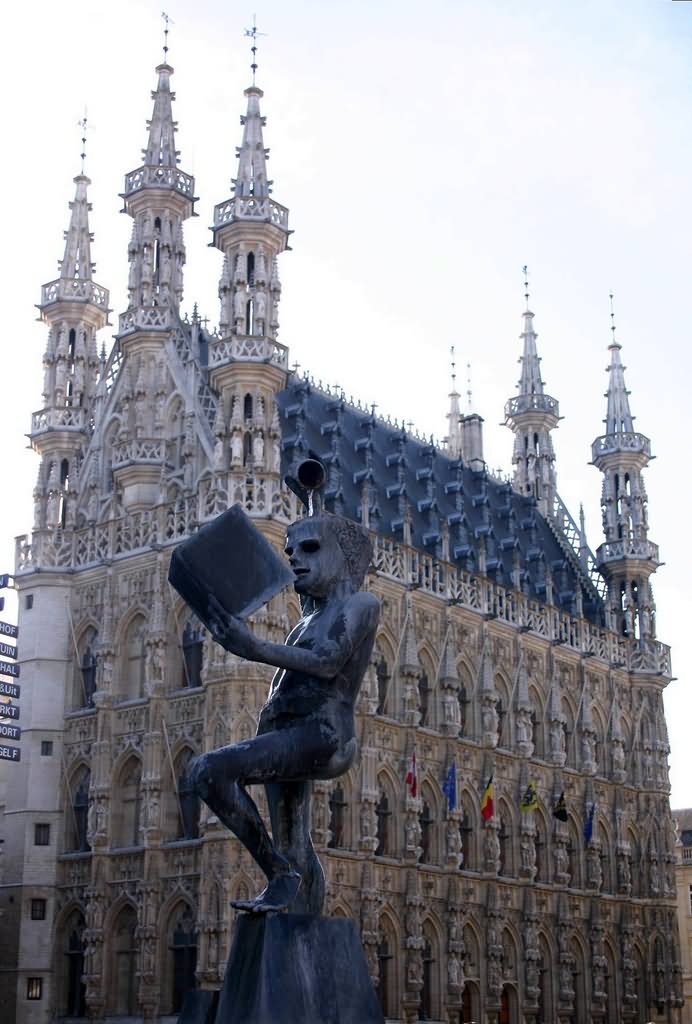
[231, 871, 301, 914]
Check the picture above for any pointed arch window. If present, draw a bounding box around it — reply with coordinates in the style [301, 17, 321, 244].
[375, 655, 390, 715]
[176, 750, 200, 840]
[421, 937, 435, 1020]
[419, 800, 434, 864]
[498, 815, 512, 876]
[418, 672, 430, 726]
[170, 907, 197, 1013]
[65, 918, 86, 1017]
[375, 790, 392, 857]
[109, 906, 138, 1016]
[376, 928, 395, 1018]
[67, 766, 91, 853]
[181, 620, 204, 689]
[458, 683, 469, 737]
[247, 252, 255, 286]
[113, 758, 142, 849]
[327, 783, 347, 849]
[123, 616, 146, 700]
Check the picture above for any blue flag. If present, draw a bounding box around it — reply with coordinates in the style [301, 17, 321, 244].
[584, 802, 595, 845]
[442, 761, 457, 812]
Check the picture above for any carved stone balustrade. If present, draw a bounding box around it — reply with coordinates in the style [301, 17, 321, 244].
[123, 164, 195, 198]
[213, 194, 289, 230]
[41, 277, 109, 310]
[209, 334, 288, 369]
[31, 405, 87, 435]
[591, 431, 651, 460]
[118, 306, 171, 335]
[111, 438, 166, 470]
[595, 537, 660, 565]
[504, 393, 559, 418]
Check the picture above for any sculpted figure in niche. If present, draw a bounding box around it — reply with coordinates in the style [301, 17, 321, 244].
[190, 472, 379, 915]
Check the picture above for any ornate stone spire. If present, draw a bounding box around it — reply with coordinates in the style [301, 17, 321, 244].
[120, 57, 196, 325]
[31, 167, 110, 540]
[504, 269, 560, 516]
[209, 71, 291, 398]
[591, 297, 659, 640]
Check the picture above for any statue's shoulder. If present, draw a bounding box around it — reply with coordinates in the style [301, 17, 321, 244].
[345, 590, 380, 621]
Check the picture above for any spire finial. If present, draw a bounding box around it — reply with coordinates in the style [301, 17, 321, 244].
[466, 361, 474, 413]
[450, 345, 457, 389]
[77, 109, 89, 175]
[161, 10, 173, 62]
[609, 291, 618, 348]
[522, 264, 530, 310]
[244, 14, 267, 86]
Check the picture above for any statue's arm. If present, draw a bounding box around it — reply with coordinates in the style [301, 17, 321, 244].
[208, 592, 379, 680]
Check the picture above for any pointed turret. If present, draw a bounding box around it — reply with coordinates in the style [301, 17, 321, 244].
[210, 77, 291, 386]
[31, 169, 110, 537]
[591, 301, 659, 639]
[504, 274, 560, 516]
[120, 60, 196, 331]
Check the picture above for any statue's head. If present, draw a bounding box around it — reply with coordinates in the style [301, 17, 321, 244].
[285, 514, 373, 598]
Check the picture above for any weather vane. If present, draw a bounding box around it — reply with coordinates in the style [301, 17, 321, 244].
[244, 14, 267, 85]
[162, 11, 174, 62]
[522, 264, 530, 309]
[77, 110, 89, 175]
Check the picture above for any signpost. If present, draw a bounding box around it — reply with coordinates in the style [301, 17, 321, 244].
[0, 574, 20, 762]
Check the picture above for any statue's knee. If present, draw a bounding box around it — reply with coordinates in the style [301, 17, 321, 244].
[189, 754, 213, 799]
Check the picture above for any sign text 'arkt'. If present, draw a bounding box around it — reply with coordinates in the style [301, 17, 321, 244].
[0, 703, 20, 721]
[0, 723, 20, 740]
[0, 745, 20, 762]
[0, 681, 20, 699]
[0, 660, 19, 678]
[0, 621, 18, 640]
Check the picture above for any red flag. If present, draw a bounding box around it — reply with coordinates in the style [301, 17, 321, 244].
[405, 751, 418, 798]
[480, 776, 494, 822]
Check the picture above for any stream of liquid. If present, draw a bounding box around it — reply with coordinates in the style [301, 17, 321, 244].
[307, 489, 314, 517]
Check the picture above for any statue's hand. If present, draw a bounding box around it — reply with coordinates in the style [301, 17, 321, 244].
[208, 595, 257, 659]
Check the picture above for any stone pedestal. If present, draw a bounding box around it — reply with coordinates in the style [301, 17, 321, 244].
[215, 912, 384, 1024]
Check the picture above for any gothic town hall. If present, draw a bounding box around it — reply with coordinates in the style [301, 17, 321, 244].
[0, 44, 682, 1024]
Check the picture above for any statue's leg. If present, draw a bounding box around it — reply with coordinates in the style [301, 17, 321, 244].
[190, 738, 294, 884]
[190, 720, 338, 913]
[266, 780, 325, 915]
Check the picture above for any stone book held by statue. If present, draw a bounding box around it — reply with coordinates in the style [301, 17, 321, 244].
[168, 504, 294, 630]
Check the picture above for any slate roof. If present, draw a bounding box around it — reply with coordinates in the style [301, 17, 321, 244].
[277, 377, 605, 627]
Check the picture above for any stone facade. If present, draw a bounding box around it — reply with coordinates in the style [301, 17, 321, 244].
[0, 51, 682, 1024]
[674, 810, 692, 1024]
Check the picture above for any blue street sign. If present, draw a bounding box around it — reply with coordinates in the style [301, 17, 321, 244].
[0, 660, 19, 678]
[0, 642, 17, 660]
[0, 681, 19, 699]
[0, 622, 18, 639]
[0, 723, 20, 741]
[0, 704, 20, 720]
[0, 575, 11, 589]
[0, 745, 20, 762]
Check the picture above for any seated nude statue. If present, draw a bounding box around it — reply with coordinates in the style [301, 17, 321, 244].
[190, 511, 379, 915]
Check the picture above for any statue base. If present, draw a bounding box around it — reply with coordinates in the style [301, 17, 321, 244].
[215, 912, 384, 1024]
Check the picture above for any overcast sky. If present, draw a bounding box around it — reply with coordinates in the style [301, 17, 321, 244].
[1, 0, 690, 804]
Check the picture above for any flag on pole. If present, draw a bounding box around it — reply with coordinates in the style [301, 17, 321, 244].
[519, 780, 538, 812]
[405, 751, 418, 798]
[553, 792, 568, 822]
[480, 775, 494, 821]
[584, 802, 595, 845]
[442, 760, 457, 812]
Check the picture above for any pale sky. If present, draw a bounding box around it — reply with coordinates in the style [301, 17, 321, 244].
[1, 0, 690, 803]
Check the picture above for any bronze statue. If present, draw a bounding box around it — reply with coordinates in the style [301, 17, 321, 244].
[189, 460, 379, 915]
